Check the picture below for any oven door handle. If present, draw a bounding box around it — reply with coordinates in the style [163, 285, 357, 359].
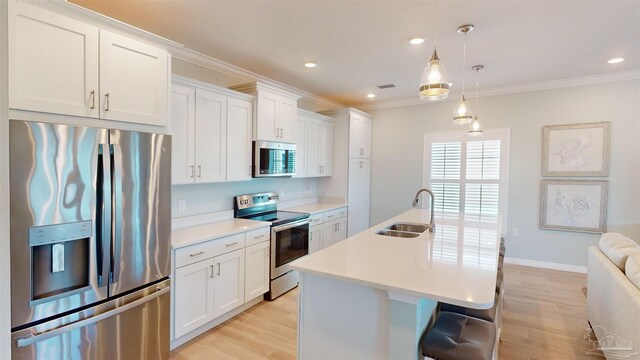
[272, 219, 310, 232]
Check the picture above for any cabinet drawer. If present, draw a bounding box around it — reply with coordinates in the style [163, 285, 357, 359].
[309, 213, 324, 226]
[245, 227, 271, 247]
[175, 233, 246, 268]
[323, 207, 347, 222]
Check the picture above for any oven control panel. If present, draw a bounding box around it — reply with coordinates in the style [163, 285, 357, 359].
[235, 192, 280, 210]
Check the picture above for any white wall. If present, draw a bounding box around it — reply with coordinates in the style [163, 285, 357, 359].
[369, 80, 640, 267]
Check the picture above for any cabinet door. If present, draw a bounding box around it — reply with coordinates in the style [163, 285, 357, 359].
[309, 225, 323, 253]
[213, 249, 245, 318]
[335, 218, 347, 243]
[320, 120, 334, 176]
[348, 200, 370, 237]
[99, 30, 168, 126]
[255, 90, 278, 141]
[194, 89, 227, 183]
[348, 158, 371, 203]
[306, 118, 321, 177]
[174, 259, 215, 339]
[294, 114, 308, 178]
[244, 241, 270, 302]
[349, 115, 372, 158]
[9, 3, 99, 118]
[227, 97, 253, 182]
[170, 84, 196, 185]
[278, 97, 297, 143]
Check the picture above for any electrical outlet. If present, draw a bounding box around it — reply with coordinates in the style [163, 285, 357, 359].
[304, 185, 313, 195]
[178, 200, 186, 212]
[511, 227, 519, 238]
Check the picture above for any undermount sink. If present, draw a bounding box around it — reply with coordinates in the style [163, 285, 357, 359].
[375, 222, 431, 238]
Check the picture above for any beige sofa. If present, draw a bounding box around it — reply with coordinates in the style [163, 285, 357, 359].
[587, 233, 640, 360]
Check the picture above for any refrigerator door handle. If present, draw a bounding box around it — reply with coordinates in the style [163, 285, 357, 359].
[110, 144, 123, 285]
[96, 144, 112, 288]
[15, 286, 170, 348]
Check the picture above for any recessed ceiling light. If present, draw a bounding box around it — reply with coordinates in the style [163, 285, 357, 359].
[409, 37, 425, 45]
[304, 62, 317, 68]
[367, 93, 376, 99]
[607, 57, 624, 64]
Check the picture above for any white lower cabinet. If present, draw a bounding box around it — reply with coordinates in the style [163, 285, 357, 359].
[307, 207, 347, 253]
[213, 249, 245, 318]
[172, 226, 270, 342]
[309, 225, 323, 254]
[323, 217, 347, 248]
[174, 258, 215, 338]
[244, 241, 270, 301]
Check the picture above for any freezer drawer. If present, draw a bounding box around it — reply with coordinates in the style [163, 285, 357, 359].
[11, 279, 171, 360]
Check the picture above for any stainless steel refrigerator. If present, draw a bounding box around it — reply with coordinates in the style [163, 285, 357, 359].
[9, 120, 172, 359]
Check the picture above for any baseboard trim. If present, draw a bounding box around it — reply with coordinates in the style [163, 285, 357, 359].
[504, 256, 587, 274]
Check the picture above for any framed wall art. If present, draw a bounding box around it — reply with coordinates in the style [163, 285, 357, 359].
[540, 180, 608, 234]
[542, 122, 610, 176]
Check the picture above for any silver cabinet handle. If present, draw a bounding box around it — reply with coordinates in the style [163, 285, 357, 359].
[209, 264, 214, 278]
[189, 251, 204, 257]
[280, 128, 283, 138]
[360, 148, 364, 156]
[360, 161, 364, 169]
[254, 234, 265, 239]
[326, 215, 334, 219]
[217, 263, 221, 275]
[197, 165, 202, 177]
[190, 165, 194, 178]
[104, 93, 110, 112]
[90, 90, 95, 109]
[225, 242, 238, 247]
[275, 127, 279, 138]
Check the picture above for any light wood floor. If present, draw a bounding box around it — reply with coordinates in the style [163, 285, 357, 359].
[170, 264, 603, 359]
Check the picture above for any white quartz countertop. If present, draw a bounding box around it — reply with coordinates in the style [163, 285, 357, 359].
[283, 202, 347, 214]
[172, 218, 271, 249]
[291, 209, 502, 309]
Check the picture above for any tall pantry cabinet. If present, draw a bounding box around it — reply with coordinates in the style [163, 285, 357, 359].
[318, 108, 372, 237]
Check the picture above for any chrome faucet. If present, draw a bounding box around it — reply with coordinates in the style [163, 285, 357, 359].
[412, 188, 435, 232]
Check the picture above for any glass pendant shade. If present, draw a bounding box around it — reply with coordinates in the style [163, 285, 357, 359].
[453, 95, 473, 124]
[468, 115, 483, 136]
[419, 49, 450, 101]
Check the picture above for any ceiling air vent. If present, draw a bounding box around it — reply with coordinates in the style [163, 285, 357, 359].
[377, 84, 396, 89]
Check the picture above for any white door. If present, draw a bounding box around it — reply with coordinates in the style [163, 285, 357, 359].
[348, 200, 370, 237]
[294, 114, 308, 178]
[323, 219, 347, 248]
[306, 118, 321, 177]
[170, 84, 196, 185]
[99, 30, 168, 126]
[227, 97, 253, 182]
[320, 120, 334, 176]
[349, 115, 372, 158]
[255, 90, 278, 141]
[244, 241, 270, 302]
[194, 89, 227, 183]
[335, 218, 347, 243]
[278, 97, 297, 143]
[348, 158, 371, 203]
[174, 259, 215, 338]
[213, 249, 245, 318]
[309, 225, 323, 253]
[9, 3, 99, 118]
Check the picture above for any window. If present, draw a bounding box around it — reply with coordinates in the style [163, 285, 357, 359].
[423, 129, 510, 229]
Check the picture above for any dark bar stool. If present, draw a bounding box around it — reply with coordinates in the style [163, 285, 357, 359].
[439, 292, 498, 322]
[421, 312, 496, 360]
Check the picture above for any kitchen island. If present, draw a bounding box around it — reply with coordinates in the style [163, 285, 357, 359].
[290, 209, 502, 360]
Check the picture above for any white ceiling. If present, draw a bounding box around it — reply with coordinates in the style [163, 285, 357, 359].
[71, 0, 639, 108]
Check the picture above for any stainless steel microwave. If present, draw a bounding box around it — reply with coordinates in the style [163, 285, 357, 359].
[253, 141, 296, 177]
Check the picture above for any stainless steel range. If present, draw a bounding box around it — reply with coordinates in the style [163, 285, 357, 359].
[235, 192, 309, 300]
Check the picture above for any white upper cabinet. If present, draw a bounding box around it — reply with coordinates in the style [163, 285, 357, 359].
[9, 3, 169, 126]
[99, 30, 168, 126]
[231, 82, 301, 143]
[349, 114, 372, 158]
[195, 89, 227, 183]
[226, 97, 253, 182]
[9, 2, 99, 118]
[170, 78, 254, 185]
[299, 109, 334, 178]
[170, 84, 196, 185]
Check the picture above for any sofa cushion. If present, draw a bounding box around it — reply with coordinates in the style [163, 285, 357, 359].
[625, 252, 640, 290]
[598, 233, 640, 270]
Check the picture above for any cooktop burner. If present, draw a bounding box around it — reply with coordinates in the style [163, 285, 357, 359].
[243, 210, 308, 226]
[234, 192, 309, 226]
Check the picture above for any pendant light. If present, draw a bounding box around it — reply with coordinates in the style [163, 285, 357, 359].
[453, 24, 474, 125]
[469, 65, 484, 136]
[419, 0, 449, 101]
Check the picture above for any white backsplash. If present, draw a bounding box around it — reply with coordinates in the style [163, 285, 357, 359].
[171, 177, 319, 218]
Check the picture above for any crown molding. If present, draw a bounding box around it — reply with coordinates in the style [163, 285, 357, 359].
[169, 45, 344, 111]
[357, 70, 640, 112]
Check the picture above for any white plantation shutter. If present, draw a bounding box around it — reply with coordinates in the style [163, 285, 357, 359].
[424, 131, 509, 225]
